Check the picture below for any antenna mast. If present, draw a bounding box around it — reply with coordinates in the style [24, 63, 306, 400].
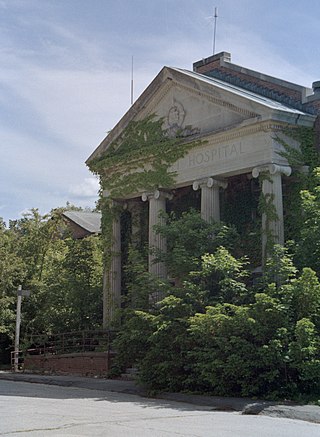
[131, 55, 134, 106]
[212, 6, 218, 55]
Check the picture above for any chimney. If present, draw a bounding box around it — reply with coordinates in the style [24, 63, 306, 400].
[305, 80, 320, 114]
[193, 52, 231, 74]
[312, 81, 320, 94]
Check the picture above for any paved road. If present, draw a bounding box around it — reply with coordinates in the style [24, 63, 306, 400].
[0, 380, 319, 436]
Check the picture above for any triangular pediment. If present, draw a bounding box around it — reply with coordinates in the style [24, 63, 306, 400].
[87, 66, 308, 163]
[137, 76, 257, 138]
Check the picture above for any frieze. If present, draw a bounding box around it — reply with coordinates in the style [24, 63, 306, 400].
[172, 120, 283, 176]
[184, 141, 245, 170]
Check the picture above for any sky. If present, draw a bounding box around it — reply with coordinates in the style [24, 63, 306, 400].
[1, 0, 320, 225]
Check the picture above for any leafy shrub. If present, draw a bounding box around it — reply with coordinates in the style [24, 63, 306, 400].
[115, 240, 320, 399]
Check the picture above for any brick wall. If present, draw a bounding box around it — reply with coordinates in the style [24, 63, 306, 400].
[193, 52, 307, 110]
[24, 352, 115, 376]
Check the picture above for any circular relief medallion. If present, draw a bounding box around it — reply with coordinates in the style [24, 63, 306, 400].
[167, 101, 185, 128]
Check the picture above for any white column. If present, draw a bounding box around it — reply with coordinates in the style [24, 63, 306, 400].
[193, 177, 227, 222]
[103, 202, 122, 328]
[142, 190, 172, 281]
[252, 164, 291, 260]
[127, 200, 143, 309]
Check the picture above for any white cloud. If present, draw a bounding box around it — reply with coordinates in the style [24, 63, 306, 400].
[69, 177, 100, 198]
[0, 61, 146, 150]
[219, 25, 315, 87]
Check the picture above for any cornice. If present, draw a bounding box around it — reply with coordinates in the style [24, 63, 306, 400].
[200, 119, 288, 147]
[139, 80, 173, 118]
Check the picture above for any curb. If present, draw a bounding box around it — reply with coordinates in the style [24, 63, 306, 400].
[1, 371, 319, 424]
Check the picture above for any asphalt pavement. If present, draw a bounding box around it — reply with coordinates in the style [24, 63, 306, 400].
[0, 370, 319, 425]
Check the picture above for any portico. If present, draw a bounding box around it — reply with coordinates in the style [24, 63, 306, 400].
[87, 52, 317, 327]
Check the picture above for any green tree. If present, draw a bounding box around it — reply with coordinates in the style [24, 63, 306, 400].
[114, 242, 320, 399]
[0, 219, 26, 339]
[154, 209, 239, 282]
[294, 168, 320, 274]
[0, 206, 104, 354]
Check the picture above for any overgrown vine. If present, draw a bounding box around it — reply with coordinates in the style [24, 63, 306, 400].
[87, 114, 203, 294]
[257, 171, 278, 262]
[276, 126, 318, 243]
[89, 115, 202, 198]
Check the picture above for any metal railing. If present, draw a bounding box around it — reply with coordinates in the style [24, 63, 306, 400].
[25, 330, 117, 356]
[10, 350, 24, 371]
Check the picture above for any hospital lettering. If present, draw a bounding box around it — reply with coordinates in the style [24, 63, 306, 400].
[188, 142, 244, 168]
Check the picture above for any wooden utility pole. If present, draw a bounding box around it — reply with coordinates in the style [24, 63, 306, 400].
[14, 285, 30, 372]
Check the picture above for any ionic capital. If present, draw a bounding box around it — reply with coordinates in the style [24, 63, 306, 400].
[193, 177, 228, 191]
[142, 189, 173, 202]
[252, 164, 292, 179]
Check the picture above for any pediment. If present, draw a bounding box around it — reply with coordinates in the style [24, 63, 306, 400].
[87, 66, 308, 163]
[137, 78, 258, 138]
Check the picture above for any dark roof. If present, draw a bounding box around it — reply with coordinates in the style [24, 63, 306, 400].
[193, 52, 318, 114]
[62, 211, 101, 235]
[173, 67, 307, 115]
